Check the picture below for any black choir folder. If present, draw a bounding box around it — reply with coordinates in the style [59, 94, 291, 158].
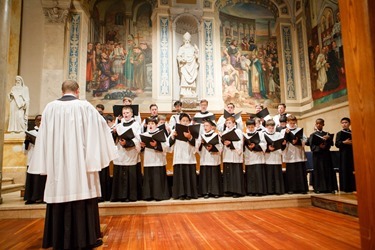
[201, 135, 220, 152]
[224, 110, 242, 120]
[140, 130, 166, 151]
[247, 108, 270, 119]
[244, 132, 260, 145]
[221, 129, 240, 149]
[285, 128, 304, 145]
[175, 123, 200, 141]
[193, 114, 216, 124]
[25, 131, 37, 145]
[311, 133, 334, 145]
[119, 128, 135, 140]
[340, 130, 352, 141]
[264, 134, 284, 150]
[113, 104, 139, 117]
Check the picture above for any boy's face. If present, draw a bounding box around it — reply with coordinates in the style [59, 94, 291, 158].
[200, 102, 208, 112]
[150, 106, 158, 116]
[287, 120, 296, 128]
[180, 116, 190, 126]
[203, 122, 213, 133]
[255, 105, 262, 113]
[123, 99, 132, 105]
[225, 120, 235, 129]
[278, 105, 285, 114]
[122, 109, 132, 120]
[175, 105, 182, 113]
[266, 125, 275, 133]
[341, 120, 350, 130]
[147, 121, 157, 131]
[227, 105, 234, 114]
[315, 121, 324, 131]
[280, 122, 287, 128]
[158, 119, 165, 125]
[247, 124, 255, 132]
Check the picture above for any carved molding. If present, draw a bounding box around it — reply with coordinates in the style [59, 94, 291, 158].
[43, 7, 69, 24]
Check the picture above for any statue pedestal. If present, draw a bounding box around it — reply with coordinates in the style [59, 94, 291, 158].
[2, 133, 27, 185]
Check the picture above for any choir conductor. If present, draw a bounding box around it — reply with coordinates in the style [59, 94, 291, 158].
[28, 80, 117, 249]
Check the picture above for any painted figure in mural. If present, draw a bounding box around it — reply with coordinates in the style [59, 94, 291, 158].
[93, 52, 118, 97]
[8, 76, 30, 133]
[133, 46, 146, 90]
[86, 42, 95, 92]
[315, 46, 328, 92]
[239, 55, 250, 92]
[93, 42, 102, 86]
[227, 40, 240, 68]
[109, 43, 125, 82]
[325, 41, 344, 91]
[140, 42, 152, 88]
[124, 35, 135, 88]
[177, 32, 199, 97]
[248, 51, 266, 99]
[241, 36, 250, 51]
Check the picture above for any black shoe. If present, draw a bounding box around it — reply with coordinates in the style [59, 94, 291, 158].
[185, 196, 191, 200]
[89, 239, 103, 248]
[204, 194, 209, 199]
[288, 191, 293, 194]
[179, 196, 186, 200]
[214, 195, 219, 198]
[314, 190, 320, 194]
[232, 194, 240, 198]
[25, 200, 35, 205]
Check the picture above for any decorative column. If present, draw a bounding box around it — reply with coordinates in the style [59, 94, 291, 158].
[0, 0, 12, 204]
[149, 6, 173, 112]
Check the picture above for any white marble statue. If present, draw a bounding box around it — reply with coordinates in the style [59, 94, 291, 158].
[177, 32, 199, 97]
[8, 76, 30, 133]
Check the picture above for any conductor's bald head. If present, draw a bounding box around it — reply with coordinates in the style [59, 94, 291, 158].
[62, 80, 79, 97]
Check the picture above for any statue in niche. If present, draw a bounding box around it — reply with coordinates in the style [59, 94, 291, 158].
[8, 76, 30, 133]
[177, 32, 199, 98]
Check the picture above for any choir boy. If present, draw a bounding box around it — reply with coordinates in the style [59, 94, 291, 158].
[142, 103, 159, 132]
[262, 119, 286, 195]
[169, 100, 182, 130]
[273, 103, 289, 127]
[308, 118, 338, 193]
[168, 113, 198, 200]
[221, 116, 245, 197]
[140, 117, 170, 201]
[217, 102, 243, 132]
[111, 106, 142, 202]
[276, 115, 287, 132]
[243, 119, 267, 196]
[283, 115, 308, 194]
[198, 119, 223, 198]
[335, 117, 356, 192]
[24, 115, 46, 204]
[122, 96, 141, 125]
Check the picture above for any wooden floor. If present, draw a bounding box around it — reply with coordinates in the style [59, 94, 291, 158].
[0, 207, 360, 249]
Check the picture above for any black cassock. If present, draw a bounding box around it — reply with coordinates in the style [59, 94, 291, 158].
[308, 131, 338, 193]
[335, 130, 356, 192]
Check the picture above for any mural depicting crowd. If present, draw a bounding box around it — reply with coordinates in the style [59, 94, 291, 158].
[221, 35, 280, 107]
[86, 35, 152, 100]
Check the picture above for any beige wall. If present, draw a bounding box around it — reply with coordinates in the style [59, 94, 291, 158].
[19, 0, 44, 117]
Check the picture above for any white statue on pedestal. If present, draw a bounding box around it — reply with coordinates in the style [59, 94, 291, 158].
[8, 76, 30, 133]
[177, 32, 199, 97]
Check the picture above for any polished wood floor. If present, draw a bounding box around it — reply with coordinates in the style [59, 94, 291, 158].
[0, 207, 359, 249]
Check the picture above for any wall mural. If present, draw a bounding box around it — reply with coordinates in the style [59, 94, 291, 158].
[305, 0, 346, 104]
[86, 2, 153, 104]
[219, 3, 280, 109]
